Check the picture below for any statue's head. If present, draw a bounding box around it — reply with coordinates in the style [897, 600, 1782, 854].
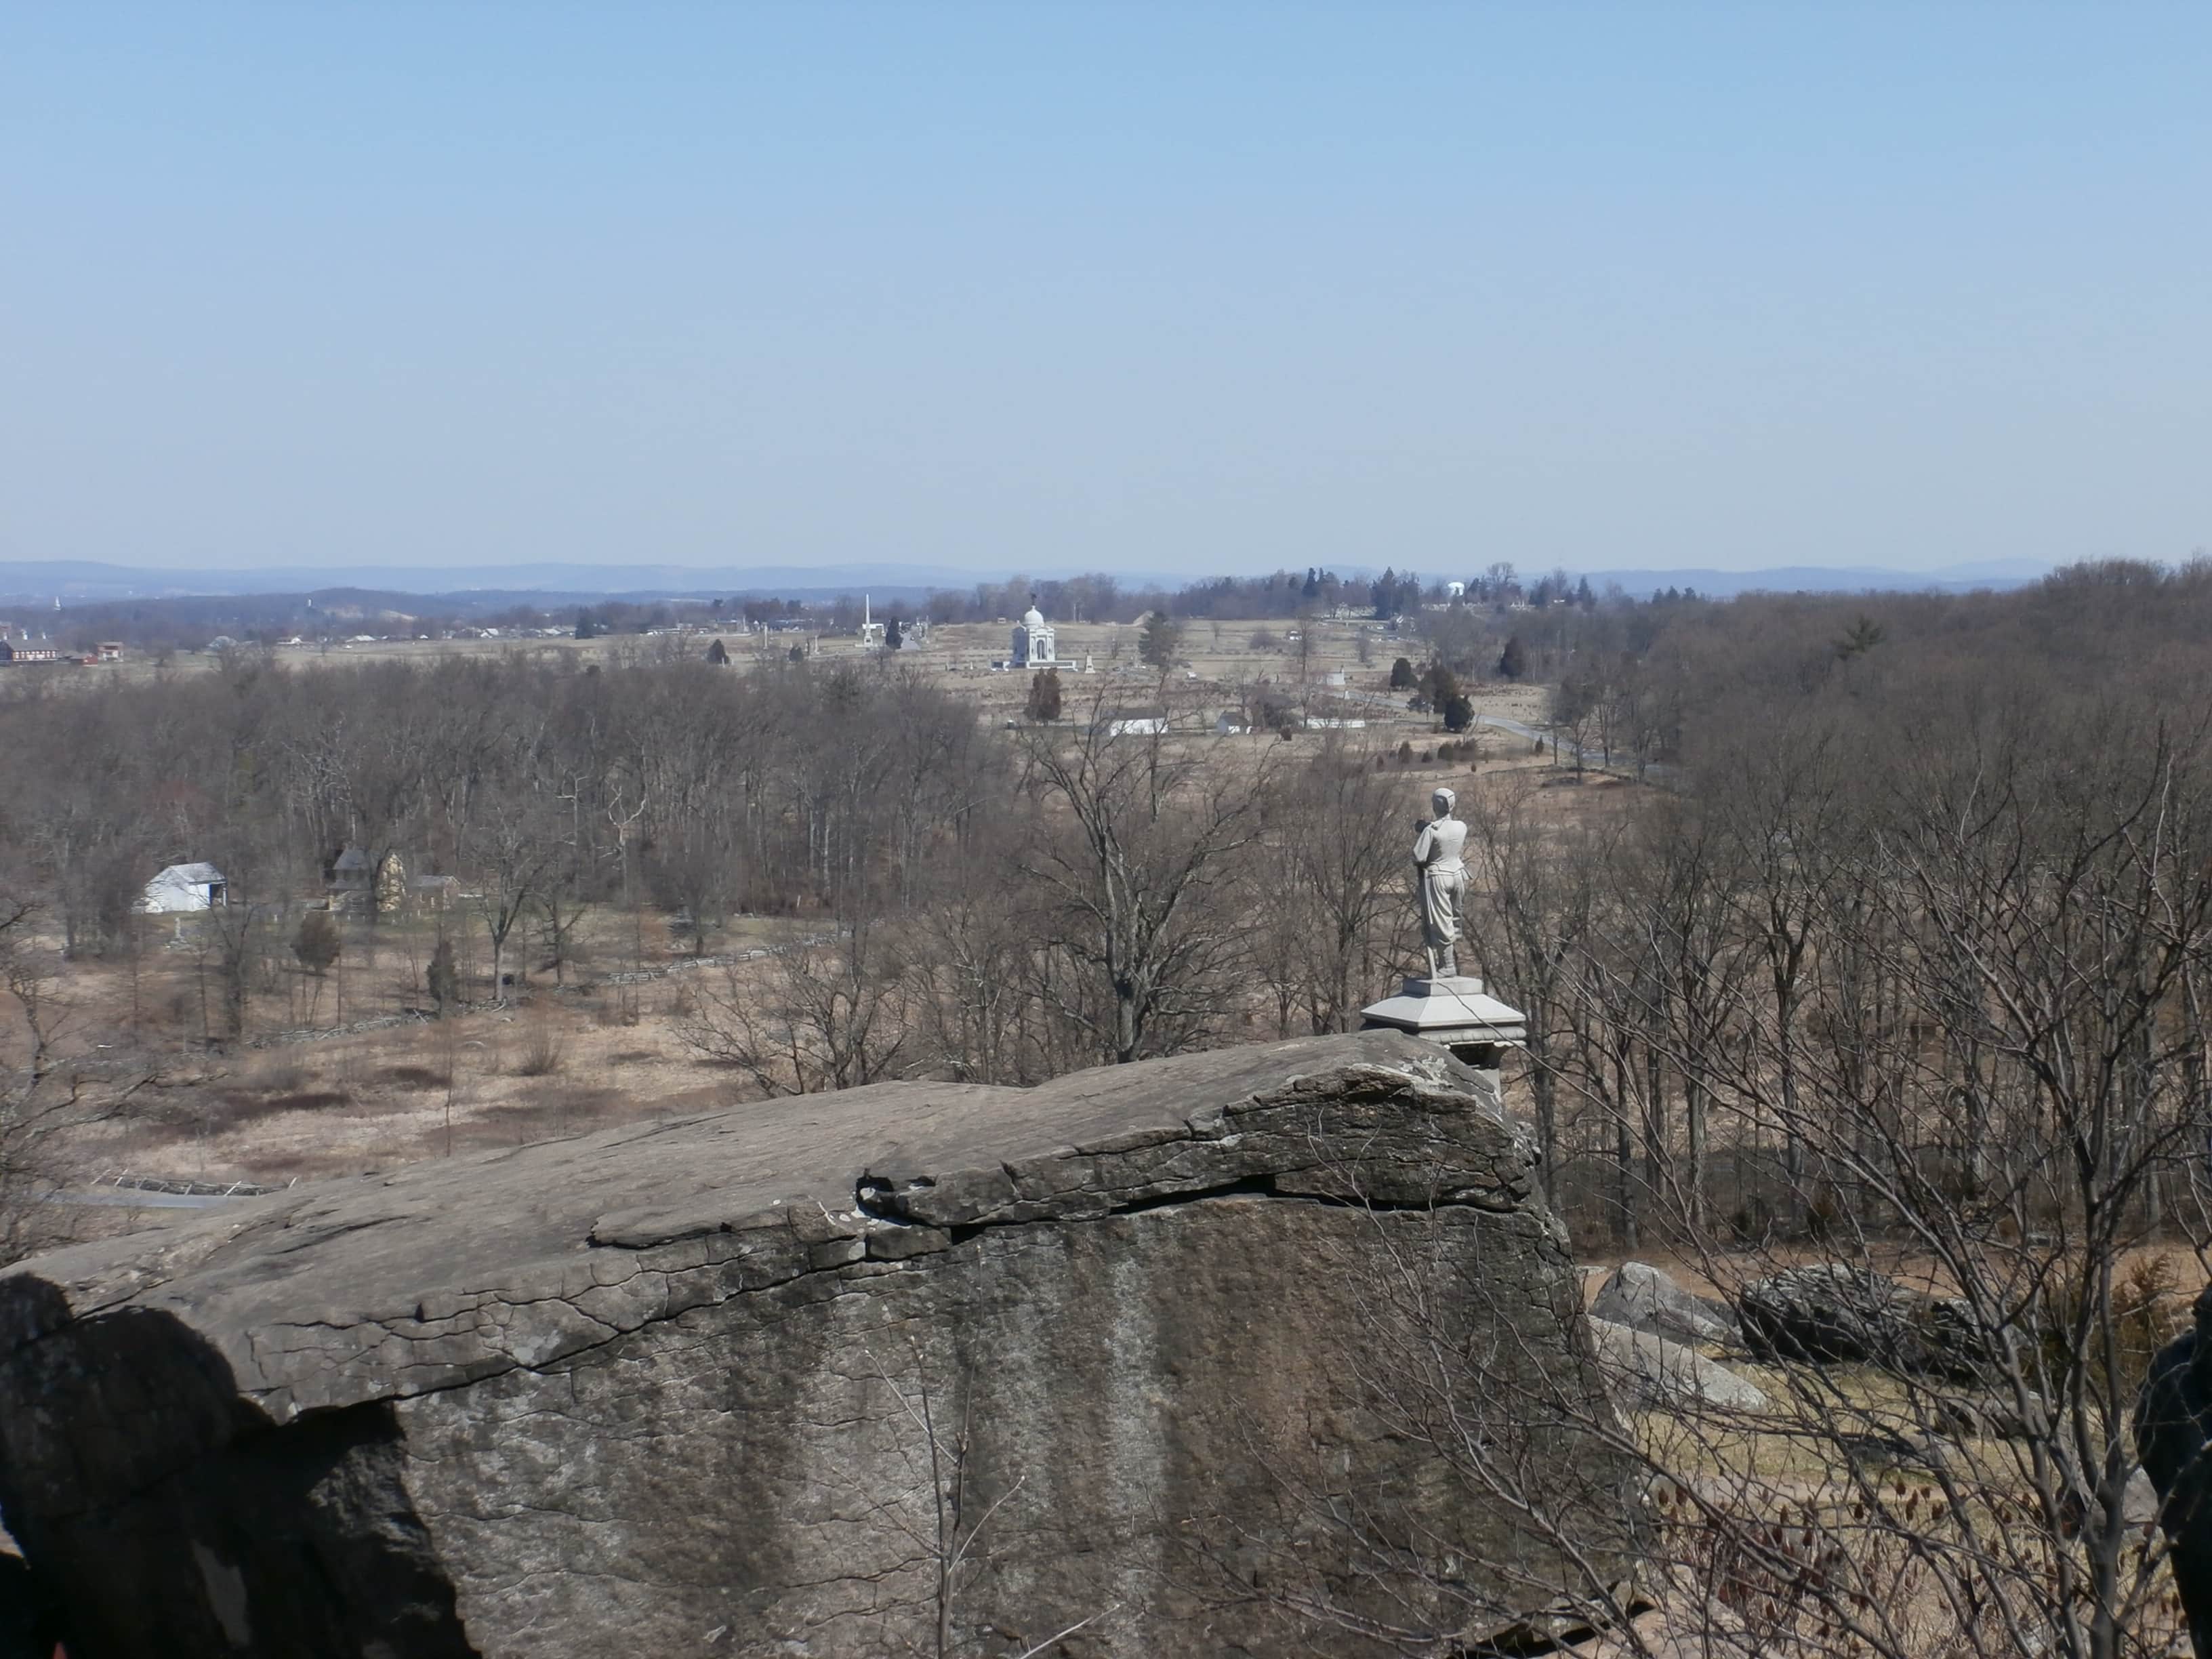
[1432, 787, 1456, 818]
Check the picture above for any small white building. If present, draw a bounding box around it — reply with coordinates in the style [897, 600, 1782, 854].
[136, 863, 227, 915]
[1098, 708, 1169, 739]
[1011, 601, 1056, 668]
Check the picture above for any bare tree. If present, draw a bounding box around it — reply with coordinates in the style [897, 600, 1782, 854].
[1261, 743, 1409, 1033]
[681, 920, 909, 1095]
[464, 793, 564, 1002]
[1012, 687, 1269, 1065]
[0, 897, 155, 1265]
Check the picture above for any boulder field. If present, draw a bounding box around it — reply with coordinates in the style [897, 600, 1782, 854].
[0, 1031, 1637, 1658]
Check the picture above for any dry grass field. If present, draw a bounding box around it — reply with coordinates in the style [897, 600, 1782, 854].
[82, 611, 1557, 729]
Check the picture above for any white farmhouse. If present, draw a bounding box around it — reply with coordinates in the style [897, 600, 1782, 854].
[135, 863, 227, 915]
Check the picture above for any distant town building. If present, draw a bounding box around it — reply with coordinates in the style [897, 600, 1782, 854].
[0, 641, 64, 664]
[96, 642, 125, 662]
[1011, 600, 1057, 668]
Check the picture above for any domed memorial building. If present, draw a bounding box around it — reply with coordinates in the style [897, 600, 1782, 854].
[1011, 598, 1056, 668]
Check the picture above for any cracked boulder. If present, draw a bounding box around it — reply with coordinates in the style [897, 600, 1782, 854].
[1591, 1261, 1739, 1348]
[0, 1031, 1637, 1658]
[1587, 1317, 1768, 1412]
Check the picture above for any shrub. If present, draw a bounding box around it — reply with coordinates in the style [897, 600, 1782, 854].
[516, 1011, 567, 1078]
[292, 911, 341, 977]
[426, 936, 462, 1015]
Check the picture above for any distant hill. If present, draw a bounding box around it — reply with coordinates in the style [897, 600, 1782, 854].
[0, 560, 1191, 605]
[1576, 560, 2049, 599]
[0, 556, 2051, 606]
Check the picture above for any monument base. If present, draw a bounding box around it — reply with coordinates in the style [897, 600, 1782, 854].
[1359, 975, 1528, 1084]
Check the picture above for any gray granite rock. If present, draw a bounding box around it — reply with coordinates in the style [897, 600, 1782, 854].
[0, 1031, 1638, 1659]
[1591, 1262, 1738, 1347]
[1740, 1263, 1984, 1378]
[1588, 1317, 1768, 1412]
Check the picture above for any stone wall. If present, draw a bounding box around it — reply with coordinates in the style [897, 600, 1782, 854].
[0, 1031, 1636, 1658]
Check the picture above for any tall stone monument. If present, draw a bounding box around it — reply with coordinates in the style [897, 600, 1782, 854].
[1010, 597, 1056, 668]
[1362, 786, 1526, 1099]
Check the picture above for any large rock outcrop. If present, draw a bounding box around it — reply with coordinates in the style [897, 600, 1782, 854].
[0, 1031, 1638, 1659]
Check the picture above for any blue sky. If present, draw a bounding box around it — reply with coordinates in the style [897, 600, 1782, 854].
[3, 3, 2207, 577]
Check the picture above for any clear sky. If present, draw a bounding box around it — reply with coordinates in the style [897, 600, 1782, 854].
[3, 3, 2207, 578]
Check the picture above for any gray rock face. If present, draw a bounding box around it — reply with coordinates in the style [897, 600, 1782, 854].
[1588, 1317, 1768, 1412]
[1591, 1262, 1738, 1347]
[0, 1031, 1638, 1659]
[1740, 1264, 1982, 1378]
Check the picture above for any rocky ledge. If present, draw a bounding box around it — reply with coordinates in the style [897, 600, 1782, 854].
[0, 1031, 1636, 1659]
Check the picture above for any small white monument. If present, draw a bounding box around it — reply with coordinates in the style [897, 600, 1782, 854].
[857, 594, 886, 651]
[1361, 787, 1525, 1088]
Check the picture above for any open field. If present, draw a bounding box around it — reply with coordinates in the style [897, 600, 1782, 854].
[54, 612, 1559, 735]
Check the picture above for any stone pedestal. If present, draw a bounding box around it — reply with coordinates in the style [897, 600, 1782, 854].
[1361, 975, 1527, 1097]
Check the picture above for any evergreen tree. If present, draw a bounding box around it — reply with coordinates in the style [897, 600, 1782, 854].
[1421, 661, 1462, 710]
[426, 935, 461, 1015]
[292, 910, 341, 977]
[1026, 668, 1063, 723]
[1498, 635, 1528, 679]
[1370, 567, 1397, 619]
[1389, 656, 1416, 689]
[1139, 610, 1183, 667]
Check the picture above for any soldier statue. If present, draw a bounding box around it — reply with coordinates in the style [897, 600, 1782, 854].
[1413, 787, 1469, 979]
